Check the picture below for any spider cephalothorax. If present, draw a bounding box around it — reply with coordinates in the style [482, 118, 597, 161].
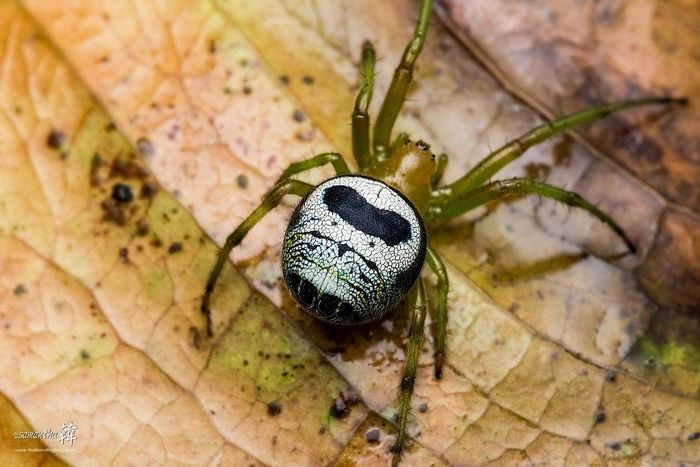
[199, 0, 684, 463]
[282, 175, 427, 325]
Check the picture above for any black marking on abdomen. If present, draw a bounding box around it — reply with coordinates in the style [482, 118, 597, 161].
[299, 230, 381, 274]
[337, 243, 352, 257]
[322, 185, 411, 246]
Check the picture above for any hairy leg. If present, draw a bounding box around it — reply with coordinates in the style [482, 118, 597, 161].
[275, 152, 350, 183]
[392, 277, 427, 466]
[373, 0, 435, 159]
[436, 97, 687, 195]
[352, 41, 376, 172]
[426, 243, 448, 379]
[427, 177, 636, 253]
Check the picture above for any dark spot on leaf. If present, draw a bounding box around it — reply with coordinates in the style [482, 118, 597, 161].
[330, 387, 360, 419]
[365, 427, 380, 444]
[242, 85, 252, 95]
[279, 75, 289, 85]
[136, 137, 155, 157]
[80, 349, 90, 361]
[168, 242, 183, 254]
[237, 174, 249, 189]
[330, 398, 348, 419]
[292, 109, 305, 122]
[688, 432, 699, 441]
[46, 129, 65, 149]
[111, 183, 134, 203]
[594, 411, 606, 424]
[13, 284, 27, 296]
[110, 159, 147, 179]
[119, 247, 129, 263]
[302, 75, 314, 85]
[90, 153, 103, 187]
[418, 403, 428, 413]
[136, 219, 149, 236]
[189, 326, 201, 350]
[267, 401, 282, 416]
[140, 183, 158, 199]
[101, 199, 126, 226]
[553, 137, 573, 165]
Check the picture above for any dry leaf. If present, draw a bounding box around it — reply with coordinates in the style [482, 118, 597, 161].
[1, 0, 698, 465]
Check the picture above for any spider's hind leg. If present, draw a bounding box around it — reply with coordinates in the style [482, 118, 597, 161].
[201, 152, 349, 336]
[391, 277, 427, 466]
[426, 244, 448, 379]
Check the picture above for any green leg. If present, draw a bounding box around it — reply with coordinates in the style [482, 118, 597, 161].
[275, 152, 350, 183]
[426, 243, 448, 379]
[391, 277, 426, 466]
[352, 41, 376, 172]
[431, 152, 448, 188]
[373, 0, 435, 159]
[427, 177, 636, 253]
[436, 97, 687, 195]
[201, 178, 314, 336]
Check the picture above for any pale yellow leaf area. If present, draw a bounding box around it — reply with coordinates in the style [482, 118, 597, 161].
[0, 0, 696, 465]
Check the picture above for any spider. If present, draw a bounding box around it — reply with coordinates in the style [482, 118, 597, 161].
[200, 0, 683, 463]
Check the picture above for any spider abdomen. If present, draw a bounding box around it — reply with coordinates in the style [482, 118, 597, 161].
[282, 175, 427, 325]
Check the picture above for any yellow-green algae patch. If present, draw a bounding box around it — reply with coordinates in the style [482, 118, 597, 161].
[623, 310, 700, 396]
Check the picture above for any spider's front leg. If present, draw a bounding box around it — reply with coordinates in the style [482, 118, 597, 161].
[392, 277, 427, 466]
[438, 97, 687, 195]
[352, 41, 376, 172]
[431, 152, 449, 188]
[200, 153, 349, 336]
[428, 97, 687, 253]
[373, 0, 435, 159]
